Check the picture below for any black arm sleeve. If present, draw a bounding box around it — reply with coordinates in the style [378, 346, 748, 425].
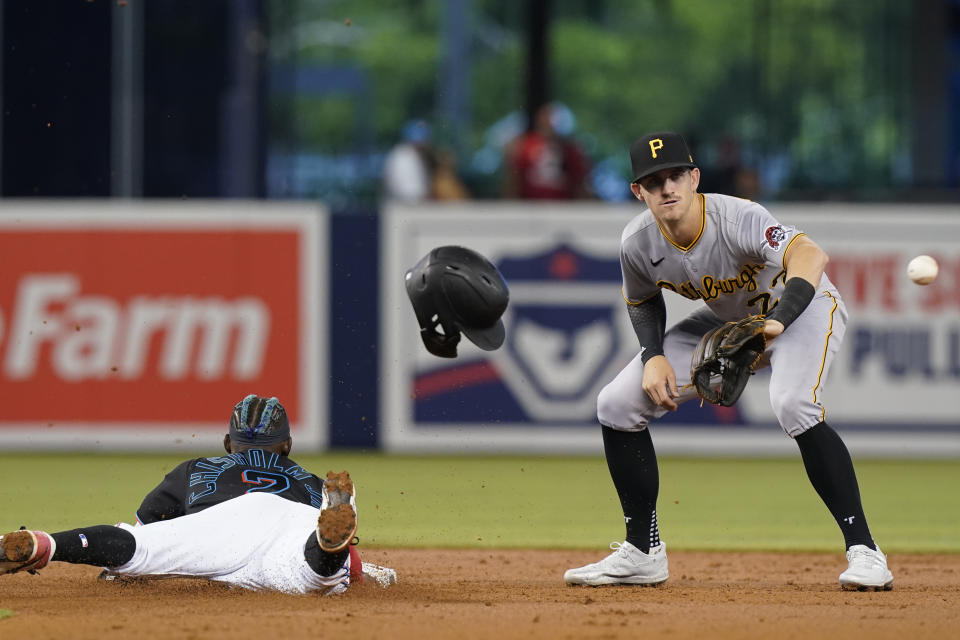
[766, 277, 816, 330]
[627, 291, 667, 364]
[135, 460, 191, 524]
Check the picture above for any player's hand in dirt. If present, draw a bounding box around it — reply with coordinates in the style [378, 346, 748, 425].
[642, 355, 679, 411]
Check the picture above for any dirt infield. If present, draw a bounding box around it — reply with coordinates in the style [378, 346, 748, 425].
[1, 548, 958, 639]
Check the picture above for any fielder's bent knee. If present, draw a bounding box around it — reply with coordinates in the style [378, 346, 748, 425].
[782, 419, 820, 439]
[596, 383, 649, 432]
[598, 419, 648, 433]
[770, 390, 823, 439]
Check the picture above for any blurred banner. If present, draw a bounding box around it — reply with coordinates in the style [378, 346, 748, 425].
[381, 202, 960, 457]
[0, 202, 327, 450]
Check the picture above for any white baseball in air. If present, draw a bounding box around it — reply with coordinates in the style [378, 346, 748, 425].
[906, 255, 938, 285]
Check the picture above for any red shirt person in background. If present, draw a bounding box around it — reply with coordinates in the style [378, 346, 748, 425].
[504, 103, 591, 200]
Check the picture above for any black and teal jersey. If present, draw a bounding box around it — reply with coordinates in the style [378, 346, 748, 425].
[136, 449, 324, 524]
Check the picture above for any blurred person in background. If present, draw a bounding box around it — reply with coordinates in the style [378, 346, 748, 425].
[503, 102, 591, 200]
[383, 120, 435, 202]
[734, 166, 760, 201]
[696, 135, 759, 200]
[431, 147, 471, 200]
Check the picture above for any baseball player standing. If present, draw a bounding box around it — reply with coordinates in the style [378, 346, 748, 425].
[563, 132, 893, 591]
[0, 395, 394, 594]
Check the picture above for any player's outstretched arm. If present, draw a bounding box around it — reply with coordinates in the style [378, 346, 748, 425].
[765, 235, 829, 340]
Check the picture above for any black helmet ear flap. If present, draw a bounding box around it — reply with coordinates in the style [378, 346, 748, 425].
[405, 261, 463, 358]
[418, 311, 462, 358]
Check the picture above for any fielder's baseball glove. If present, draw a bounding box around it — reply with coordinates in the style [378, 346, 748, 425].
[690, 315, 767, 407]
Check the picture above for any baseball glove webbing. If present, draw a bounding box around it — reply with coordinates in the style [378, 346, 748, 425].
[689, 315, 766, 407]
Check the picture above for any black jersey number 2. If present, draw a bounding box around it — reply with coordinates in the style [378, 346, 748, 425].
[241, 470, 291, 494]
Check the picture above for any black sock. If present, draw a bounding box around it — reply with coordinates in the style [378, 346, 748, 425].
[601, 426, 661, 553]
[795, 421, 876, 551]
[304, 533, 349, 577]
[50, 526, 136, 567]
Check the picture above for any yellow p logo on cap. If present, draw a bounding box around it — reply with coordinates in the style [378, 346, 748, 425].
[649, 138, 663, 158]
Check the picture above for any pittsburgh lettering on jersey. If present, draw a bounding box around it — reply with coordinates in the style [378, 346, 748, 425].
[770, 268, 788, 288]
[657, 263, 766, 302]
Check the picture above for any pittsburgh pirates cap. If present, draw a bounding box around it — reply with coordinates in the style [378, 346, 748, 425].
[229, 395, 290, 445]
[629, 131, 696, 184]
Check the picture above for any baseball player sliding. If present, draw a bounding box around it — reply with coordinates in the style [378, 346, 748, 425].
[0, 395, 395, 595]
[564, 132, 893, 591]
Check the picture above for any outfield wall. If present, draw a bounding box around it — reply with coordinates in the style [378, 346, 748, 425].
[0, 202, 327, 451]
[380, 202, 960, 458]
[0, 200, 957, 457]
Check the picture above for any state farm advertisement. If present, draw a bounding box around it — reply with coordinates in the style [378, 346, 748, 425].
[0, 202, 326, 450]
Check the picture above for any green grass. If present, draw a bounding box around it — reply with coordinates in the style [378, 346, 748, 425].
[0, 453, 956, 553]
[0, 609, 15, 621]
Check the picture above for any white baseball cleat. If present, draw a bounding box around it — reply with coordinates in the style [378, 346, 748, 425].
[361, 562, 398, 587]
[564, 541, 668, 586]
[839, 544, 894, 591]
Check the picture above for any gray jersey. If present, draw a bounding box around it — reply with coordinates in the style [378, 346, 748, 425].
[620, 193, 839, 320]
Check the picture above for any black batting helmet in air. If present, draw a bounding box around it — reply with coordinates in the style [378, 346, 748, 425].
[404, 246, 510, 358]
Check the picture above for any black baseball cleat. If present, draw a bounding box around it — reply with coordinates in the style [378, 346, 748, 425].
[317, 471, 358, 553]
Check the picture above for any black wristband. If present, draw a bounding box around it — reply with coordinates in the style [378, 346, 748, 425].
[766, 277, 816, 330]
[627, 292, 667, 364]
